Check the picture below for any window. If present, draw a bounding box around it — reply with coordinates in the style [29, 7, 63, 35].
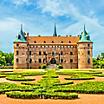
[39, 51, 41, 55]
[52, 52, 54, 56]
[16, 44, 19, 46]
[61, 59, 63, 63]
[30, 58, 32, 63]
[88, 51, 90, 55]
[61, 51, 63, 55]
[52, 41, 54, 43]
[69, 41, 71, 43]
[61, 41, 63, 43]
[16, 58, 19, 63]
[70, 52, 73, 55]
[88, 44, 90, 47]
[29, 51, 31, 55]
[43, 51, 46, 55]
[88, 58, 90, 64]
[39, 59, 41, 63]
[34, 41, 36, 43]
[44, 41, 46, 43]
[16, 51, 19, 55]
[70, 59, 73, 63]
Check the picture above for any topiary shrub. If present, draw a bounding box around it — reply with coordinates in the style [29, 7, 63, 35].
[57, 64, 63, 69]
[40, 64, 47, 69]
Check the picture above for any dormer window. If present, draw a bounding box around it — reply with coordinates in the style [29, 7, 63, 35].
[69, 41, 71, 43]
[18, 35, 21, 39]
[52, 41, 54, 43]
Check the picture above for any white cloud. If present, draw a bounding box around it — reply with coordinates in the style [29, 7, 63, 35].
[0, 17, 23, 32]
[37, 0, 104, 56]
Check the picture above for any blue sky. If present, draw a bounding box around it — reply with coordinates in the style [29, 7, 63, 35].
[0, 0, 104, 57]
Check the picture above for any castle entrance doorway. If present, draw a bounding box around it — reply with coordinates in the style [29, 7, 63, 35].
[50, 58, 56, 64]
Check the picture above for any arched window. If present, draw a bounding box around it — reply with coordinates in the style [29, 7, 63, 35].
[30, 58, 32, 63]
[70, 59, 73, 63]
[61, 41, 63, 43]
[34, 41, 36, 43]
[44, 41, 46, 43]
[88, 51, 90, 55]
[16, 58, 19, 63]
[29, 51, 31, 55]
[39, 51, 41, 55]
[61, 59, 63, 63]
[39, 59, 41, 63]
[70, 52, 73, 55]
[52, 52, 54, 56]
[16, 51, 19, 55]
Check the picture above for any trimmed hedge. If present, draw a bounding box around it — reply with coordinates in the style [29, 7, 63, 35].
[6, 91, 78, 99]
[42, 75, 59, 78]
[0, 82, 35, 94]
[6, 75, 35, 81]
[53, 81, 73, 86]
[64, 74, 94, 80]
[64, 77, 94, 80]
[55, 81, 104, 94]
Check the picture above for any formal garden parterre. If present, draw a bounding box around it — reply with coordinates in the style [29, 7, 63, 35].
[0, 69, 104, 100]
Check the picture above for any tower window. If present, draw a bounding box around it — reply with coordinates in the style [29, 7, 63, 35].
[16, 44, 19, 46]
[39, 59, 41, 63]
[88, 58, 90, 64]
[88, 51, 90, 55]
[70, 59, 73, 63]
[88, 44, 90, 47]
[39, 51, 41, 55]
[30, 58, 32, 63]
[16, 51, 19, 55]
[16, 58, 19, 63]
[70, 52, 73, 55]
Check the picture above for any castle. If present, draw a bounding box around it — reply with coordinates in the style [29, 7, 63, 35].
[14, 24, 93, 69]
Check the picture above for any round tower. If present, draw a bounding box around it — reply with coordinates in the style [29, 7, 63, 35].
[14, 24, 27, 69]
[78, 25, 93, 69]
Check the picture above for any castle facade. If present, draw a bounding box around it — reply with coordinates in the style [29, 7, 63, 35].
[14, 25, 93, 69]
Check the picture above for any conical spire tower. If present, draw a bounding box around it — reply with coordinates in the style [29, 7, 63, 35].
[53, 23, 57, 36]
